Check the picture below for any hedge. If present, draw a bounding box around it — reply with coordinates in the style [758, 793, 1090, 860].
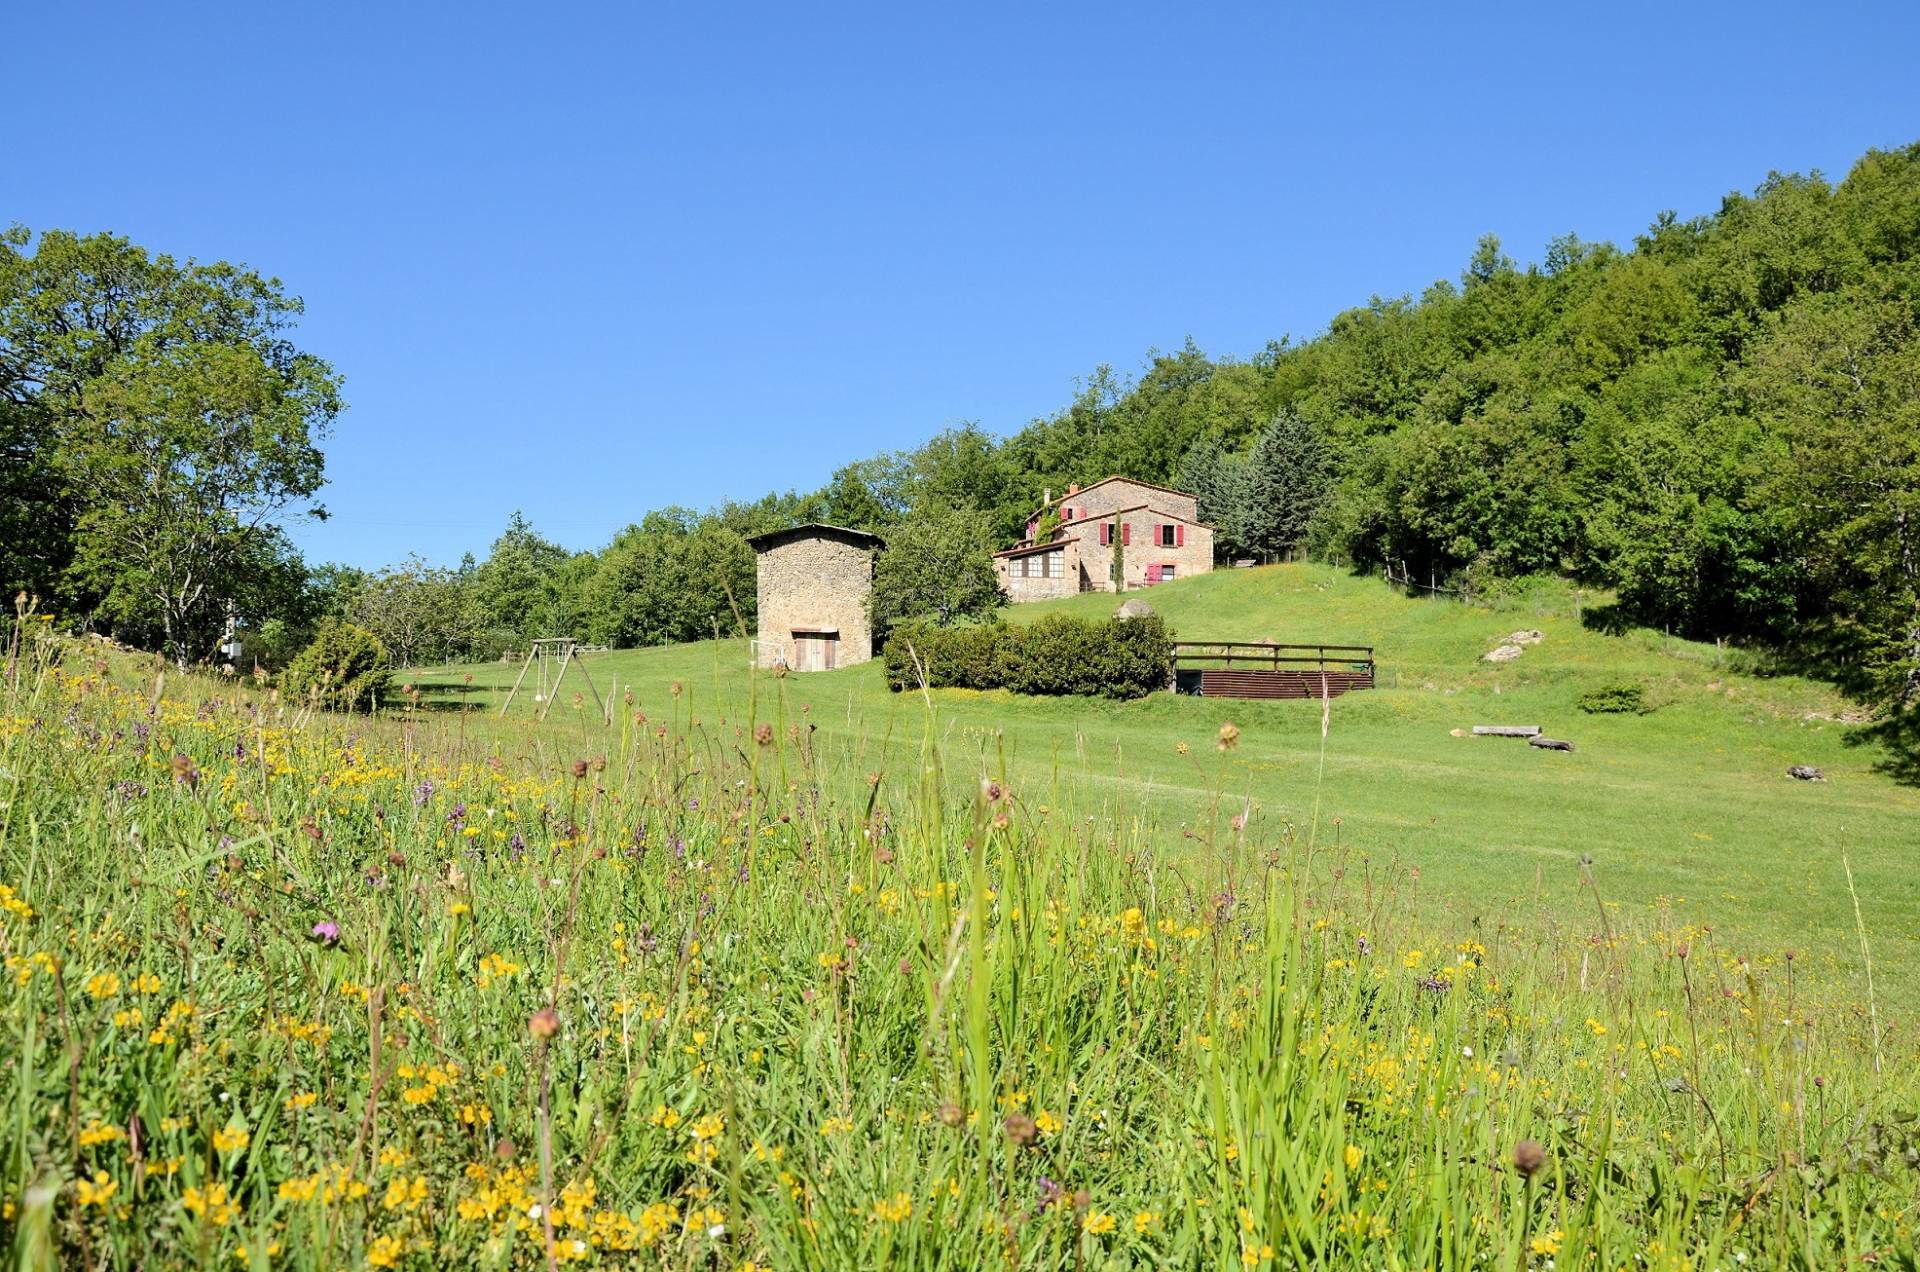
[883, 613, 1172, 699]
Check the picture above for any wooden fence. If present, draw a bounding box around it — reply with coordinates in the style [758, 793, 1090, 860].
[1170, 641, 1376, 700]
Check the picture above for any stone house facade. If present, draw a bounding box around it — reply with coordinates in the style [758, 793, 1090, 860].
[747, 524, 882, 671]
[993, 477, 1215, 600]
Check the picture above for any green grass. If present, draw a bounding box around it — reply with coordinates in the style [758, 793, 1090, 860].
[411, 564, 1920, 1006]
[5, 620, 1918, 1269]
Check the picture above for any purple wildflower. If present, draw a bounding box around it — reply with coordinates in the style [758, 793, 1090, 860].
[310, 920, 341, 947]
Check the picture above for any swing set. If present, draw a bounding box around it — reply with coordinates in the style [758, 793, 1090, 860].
[498, 637, 606, 721]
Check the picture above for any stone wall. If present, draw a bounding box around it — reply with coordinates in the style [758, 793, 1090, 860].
[1055, 480, 1198, 525]
[996, 545, 1078, 601]
[755, 535, 875, 669]
[1066, 515, 1215, 593]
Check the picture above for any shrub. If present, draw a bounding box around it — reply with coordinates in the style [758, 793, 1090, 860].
[884, 614, 1171, 699]
[282, 619, 392, 710]
[1577, 681, 1647, 714]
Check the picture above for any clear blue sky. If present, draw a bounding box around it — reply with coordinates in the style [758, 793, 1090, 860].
[10, 1, 1919, 568]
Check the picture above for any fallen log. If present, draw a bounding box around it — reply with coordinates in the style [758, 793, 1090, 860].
[1472, 725, 1541, 737]
[1528, 735, 1575, 752]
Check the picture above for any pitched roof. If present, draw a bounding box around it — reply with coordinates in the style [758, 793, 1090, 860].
[1033, 475, 1199, 517]
[993, 535, 1082, 559]
[745, 522, 884, 551]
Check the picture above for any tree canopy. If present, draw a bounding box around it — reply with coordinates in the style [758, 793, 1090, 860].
[0, 227, 339, 663]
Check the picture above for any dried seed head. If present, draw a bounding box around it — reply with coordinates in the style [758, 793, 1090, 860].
[570, 759, 589, 780]
[754, 723, 773, 746]
[493, 1138, 517, 1160]
[1004, 1114, 1037, 1147]
[1512, 1139, 1546, 1178]
[937, 1102, 965, 1128]
[528, 1007, 561, 1039]
[1217, 722, 1240, 751]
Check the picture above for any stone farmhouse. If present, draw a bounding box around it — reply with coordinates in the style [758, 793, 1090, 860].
[993, 476, 1215, 601]
[747, 523, 882, 671]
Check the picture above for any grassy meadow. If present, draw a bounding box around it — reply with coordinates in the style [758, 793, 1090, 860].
[3, 567, 1918, 1269]
[414, 564, 1920, 1005]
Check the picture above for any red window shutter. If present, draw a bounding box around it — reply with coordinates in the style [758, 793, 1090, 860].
[1121, 522, 1131, 546]
[1099, 523, 1109, 546]
[1146, 564, 1160, 584]
[1176, 523, 1185, 547]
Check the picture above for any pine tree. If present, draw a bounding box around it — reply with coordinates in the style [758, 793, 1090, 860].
[1237, 410, 1330, 560]
[1177, 438, 1246, 558]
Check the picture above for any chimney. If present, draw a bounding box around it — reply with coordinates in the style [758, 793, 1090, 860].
[1043, 487, 1051, 506]
[1068, 482, 1080, 496]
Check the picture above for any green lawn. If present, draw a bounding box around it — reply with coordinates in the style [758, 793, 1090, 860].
[409, 564, 1920, 1004]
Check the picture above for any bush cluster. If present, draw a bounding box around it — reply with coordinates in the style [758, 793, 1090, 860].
[1576, 681, 1647, 714]
[281, 619, 393, 710]
[883, 613, 1172, 699]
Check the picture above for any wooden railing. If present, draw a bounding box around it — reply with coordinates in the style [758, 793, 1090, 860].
[1172, 641, 1374, 672]
[1170, 641, 1376, 700]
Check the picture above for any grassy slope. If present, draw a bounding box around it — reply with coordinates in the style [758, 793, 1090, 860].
[411, 564, 1919, 1003]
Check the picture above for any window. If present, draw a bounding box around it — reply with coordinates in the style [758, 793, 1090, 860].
[1157, 523, 1177, 548]
[1045, 551, 1061, 579]
[1160, 564, 1176, 581]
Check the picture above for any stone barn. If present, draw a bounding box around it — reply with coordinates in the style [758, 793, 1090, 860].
[747, 523, 883, 671]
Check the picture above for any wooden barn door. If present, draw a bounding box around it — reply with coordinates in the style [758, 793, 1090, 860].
[792, 631, 838, 671]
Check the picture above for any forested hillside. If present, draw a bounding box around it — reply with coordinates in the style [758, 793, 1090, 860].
[5, 141, 1917, 748]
